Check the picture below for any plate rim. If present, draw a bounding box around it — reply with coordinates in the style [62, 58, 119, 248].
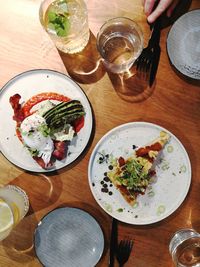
[166, 9, 200, 80]
[34, 206, 104, 267]
[88, 121, 192, 225]
[0, 69, 93, 173]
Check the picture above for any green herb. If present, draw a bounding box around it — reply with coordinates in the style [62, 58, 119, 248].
[97, 152, 109, 164]
[147, 191, 155, 197]
[119, 159, 148, 189]
[157, 205, 166, 215]
[133, 202, 139, 208]
[117, 208, 124, 213]
[179, 165, 187, 173]
[167, 145, 174, 153]
[27, 148, 39, 156]
[47, 10, 70, 37]
[37, 124, 50, 137]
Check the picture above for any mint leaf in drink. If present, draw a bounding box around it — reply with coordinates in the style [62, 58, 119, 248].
[47, 10, 70, 37]
[48, 11, 57, 21]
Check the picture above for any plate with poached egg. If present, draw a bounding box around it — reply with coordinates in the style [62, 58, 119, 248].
[0, 69, 93, 172]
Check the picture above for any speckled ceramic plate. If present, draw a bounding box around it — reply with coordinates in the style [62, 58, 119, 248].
[167, 9, 200, 80]
[0, 69, 93, 172]
[34, 207, 104, 267]
[88, 122, 191, 225]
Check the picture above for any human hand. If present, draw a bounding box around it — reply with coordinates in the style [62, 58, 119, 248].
[142, 0, 180, 23]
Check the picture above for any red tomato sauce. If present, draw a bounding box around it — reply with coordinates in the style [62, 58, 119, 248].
[22, 92, 71, 117]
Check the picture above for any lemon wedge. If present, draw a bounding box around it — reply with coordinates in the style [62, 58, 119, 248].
[0, 198, 14, 233]
[10, 202, 20, 225]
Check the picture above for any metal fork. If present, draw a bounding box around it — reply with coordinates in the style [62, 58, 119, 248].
[136, 0, 162, 87]
[116, 239, 134, 267]
[136, 18, 161, 87]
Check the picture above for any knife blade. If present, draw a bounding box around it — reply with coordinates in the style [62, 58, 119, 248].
[109, 218, 118, 267]
[148, 14, 161, 87]
[149, 44, 161, 87]
[148, 0, 162, 87]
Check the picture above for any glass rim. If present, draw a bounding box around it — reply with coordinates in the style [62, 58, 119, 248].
[96, 16, 144, 48]
[169, 228, 200, 254]
[96, 16, 144, 69]
[0, 185, 30, 217]
[97, 16, 143, 36]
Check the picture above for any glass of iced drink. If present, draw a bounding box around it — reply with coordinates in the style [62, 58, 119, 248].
[96, 17, 143, 73]
[39, 0, 90, 54]
[0, 185, 29, 241]
[169, 229, 200, 267]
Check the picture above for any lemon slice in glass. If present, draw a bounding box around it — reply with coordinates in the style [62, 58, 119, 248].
[10, 202, 20, 225]
[0, 198, 14, 233]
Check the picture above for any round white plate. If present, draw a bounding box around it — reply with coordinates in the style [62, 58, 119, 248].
[88, 122, 191, 225]
[167, 9, 200, 80]
[0, 69, 93, 172]
[34, 207, 104, 267]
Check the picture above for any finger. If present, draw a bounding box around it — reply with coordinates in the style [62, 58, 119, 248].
[147, 0, 173, 23]
[141, 0, 145, 6]
[166, 0, 179, 17]
[144, 0, 156, 16]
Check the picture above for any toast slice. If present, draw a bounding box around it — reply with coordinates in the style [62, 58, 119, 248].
[107, 131, 170, 206]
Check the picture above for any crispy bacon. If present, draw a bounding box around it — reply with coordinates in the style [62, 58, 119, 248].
[118, 156, 125, 167]
[136, 142, 162, 157]
[9, 94, 25, 123]
[34, 141, 68, 168]
[33, 156, 54, 169]
[52, 141, 68, 160]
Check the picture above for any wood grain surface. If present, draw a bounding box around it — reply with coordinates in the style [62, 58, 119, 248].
[0, 0, 200, 266]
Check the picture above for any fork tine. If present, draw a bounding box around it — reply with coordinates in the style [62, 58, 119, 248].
[116, 239, 134, 266]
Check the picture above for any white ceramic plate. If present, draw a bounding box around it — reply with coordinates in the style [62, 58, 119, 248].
[0, 69, 93, 172]
[88, 122, 191, 225]
[167, 9, 200, 80]
[34, 207, 104, 267]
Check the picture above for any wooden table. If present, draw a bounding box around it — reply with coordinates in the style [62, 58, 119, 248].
[0, 0, 200, 266]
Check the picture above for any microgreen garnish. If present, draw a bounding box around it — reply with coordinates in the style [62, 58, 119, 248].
[27, 148, 39, 157]
[97, 152, 109, 164]
[116, 159, 149, 189]
[38, 124, 50, 137]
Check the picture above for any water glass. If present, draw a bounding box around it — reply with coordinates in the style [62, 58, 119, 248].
[39, 0, 90, 54]
[96, 17, 143, 74]
[0, 185, 29, 241]
[169, 228, 200, 267]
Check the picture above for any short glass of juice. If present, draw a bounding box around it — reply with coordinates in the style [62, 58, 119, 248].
[0, 185, 29, 241]
[39, 0, 90, 54]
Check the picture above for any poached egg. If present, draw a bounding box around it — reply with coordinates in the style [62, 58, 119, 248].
[20, 113, 54, 167]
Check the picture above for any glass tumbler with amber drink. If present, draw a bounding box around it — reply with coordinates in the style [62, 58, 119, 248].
[39, 0, 90, 54]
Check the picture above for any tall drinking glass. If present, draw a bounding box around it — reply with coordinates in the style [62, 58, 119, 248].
[169, 229, 200, 267]
[39, 0, 90, 54]
[96, 17, 143, 74]
[0, 185, 29, 241]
